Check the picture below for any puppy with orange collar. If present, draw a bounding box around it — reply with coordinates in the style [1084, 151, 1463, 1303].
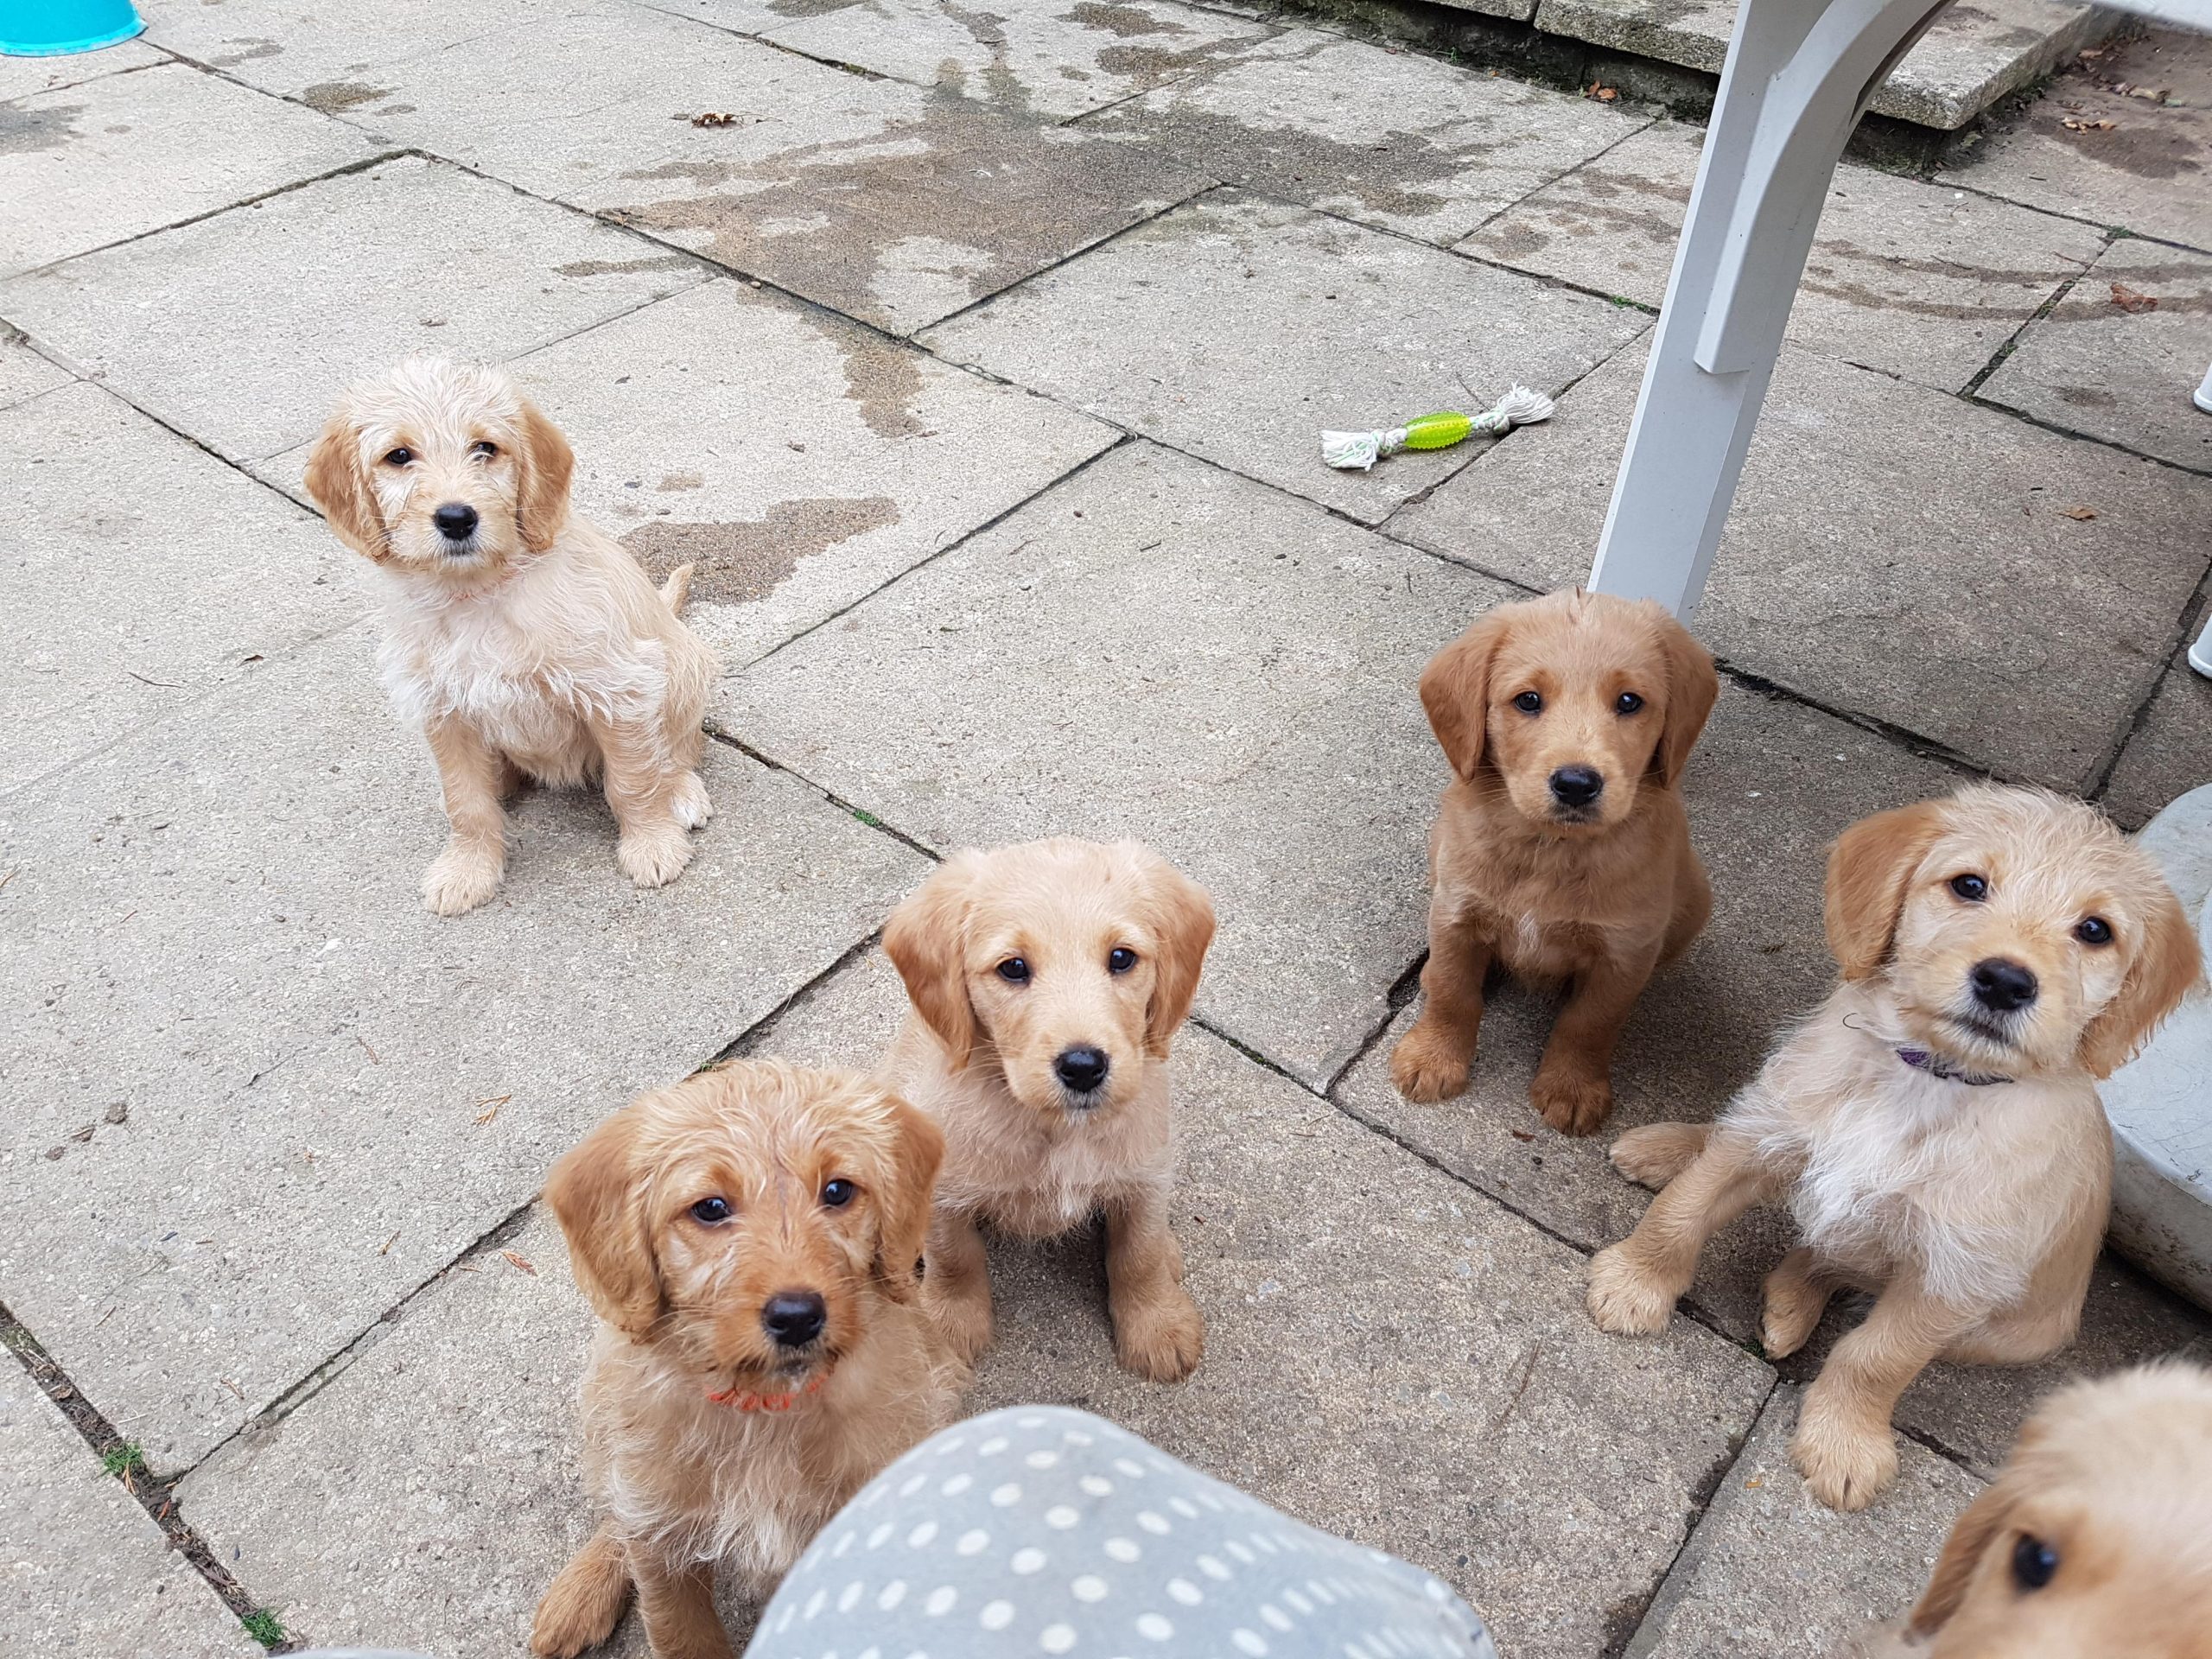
[531, 1062, 955, 1659]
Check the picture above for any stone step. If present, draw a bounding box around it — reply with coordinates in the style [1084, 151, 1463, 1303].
[1433, 0, 2120, 129]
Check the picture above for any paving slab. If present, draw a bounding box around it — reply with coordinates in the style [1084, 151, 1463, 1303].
[2101, 636, 2212, 831]
[1390, 341, 2212, 791]
[0, 60, 380, 278]
[720, 440, 1521, 1087]
[1938, 29, 2212, 251]
[0, 327, 72, 410]
[0, 382, 352, 796]
[1077, 29, 1646, 245]
[1332, 681, 1962, 1341]
[923, 192, 1649, 524]
[761, 0, 1285, 121]
[333, 2, 1211, 334]
[1462, 120, 2106, 393]
[1623, 1387, 1978, 1659]
[143, 0, 596, 99]
[1979, 237, 2212, 471]
[0, 1358, 257, 1658]
[0, 621, 927, 1470]
[253, 278, 1114, 668]
[0, 35, 166, 102]
[0, 156, 708, 463]
[178, 1209, 653, 1658]
[1532, 0, 2110, 130]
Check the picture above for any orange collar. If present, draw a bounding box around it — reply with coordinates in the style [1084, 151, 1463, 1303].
[707, 1369, 829, 1413]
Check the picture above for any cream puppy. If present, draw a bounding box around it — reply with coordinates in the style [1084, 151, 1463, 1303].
[1587, 785, 2199, 1510]
[305, 358, 719, 915]
[880, 839, 1217, 1382]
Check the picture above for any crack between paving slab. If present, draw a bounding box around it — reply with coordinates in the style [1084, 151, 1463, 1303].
[2087, 569, 2212, 809]
[706, 728, 947, 861]
[0, 1300, 296, 1650]
[1958, 233, 2097, 397]
[0, 53, 179, 111]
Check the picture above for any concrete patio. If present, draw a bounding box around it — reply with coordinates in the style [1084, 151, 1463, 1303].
[3, 3, 2209, 1655]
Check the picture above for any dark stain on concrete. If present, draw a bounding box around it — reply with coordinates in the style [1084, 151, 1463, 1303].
[936, 0, 1029, 112]
[832, 328, 929, 439]
[770, 0, 869, 15]
[622, 496, 901, 605]
[2054, 386, 2119, 408]
[657, 472, 705, 491]
[1063, 2, 1188, 37]
[208, 36, 283, 66]
[299, 80, 391, 113]
[0, 103, 81, 156]
[552, 252, 696, 278]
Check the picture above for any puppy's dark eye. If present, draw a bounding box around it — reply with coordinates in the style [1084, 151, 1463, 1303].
[995, 957, 1031, 984]
[2011, 1534, 2058, 1592]
[690, 1196, 731, 1224]
[821, 1179, 855, 1209]
[383, 447, 413, 467]
[1949, 874, 1988, 902]
[1615, 691, 1644, 715]
[2075, 916, 2113, 946]
[1512, 691, 1543, 715]
[469, 440, 498, 459]
[1108, 947, 1137, 974]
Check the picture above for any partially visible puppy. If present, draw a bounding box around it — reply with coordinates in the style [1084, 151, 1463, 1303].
[305, 358, 719, 916]
[1838, 1362, 2212, 1656]
[880, 838, 1217, 1383]
[1589, 785, 2200, 1510]
[1392, 588, 1719, 1133]
[531, 1061, 955, 1659]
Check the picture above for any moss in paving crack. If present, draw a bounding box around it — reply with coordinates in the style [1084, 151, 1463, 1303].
[241, 1609, 287, 1649]
[99, 1440, 147, 1479]
[853, 809, 883, 828]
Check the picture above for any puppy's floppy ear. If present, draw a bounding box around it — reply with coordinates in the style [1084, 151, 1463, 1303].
[1128, 844, 1216, 1058]
[1648, 605, 1719, 788]
[883, 852, 984, 1071]
[1824, 799, 1948, 981]
[1418, 608, 1510, 782]
[302, 413, 385, 561]
[512, 395, 575, 553]
[1906, 1483, 2012, 1636]
[869, 1091, 944, 1304]
[2078, 875, 2202, 1078]
[544, 1101, 664, 1338]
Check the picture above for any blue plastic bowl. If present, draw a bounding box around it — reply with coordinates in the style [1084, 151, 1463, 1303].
[1, 0, 146, 57]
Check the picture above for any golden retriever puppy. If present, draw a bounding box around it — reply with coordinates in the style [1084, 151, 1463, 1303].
[1391, 588, 1719, 1134]
[1837, 1362, 2212, 1656]
[1588, 785, 2200, 1510]
[304, 358, 719, 917]
[530, 1061, 956, 1659]
[880, 838, 1217, 1383]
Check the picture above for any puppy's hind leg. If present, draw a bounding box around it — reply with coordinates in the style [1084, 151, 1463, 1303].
[924, 1208, 995, 1365]
[1588, 1129, 1770, 1336]
[594, 716, 696, 889]
[1760, 1246, 1834, 1359]
[531, 1520, 632, 1658]
[1609, 1122, 1709, 1189]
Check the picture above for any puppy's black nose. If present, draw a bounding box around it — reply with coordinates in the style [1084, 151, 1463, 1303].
[760, 1290, 826, 1348]
[1970, 957, 2038, 1014]
[1548, 766, 1605, 808]
[1054, 1046, 1110, 1095]
[432, 502, 479, 542]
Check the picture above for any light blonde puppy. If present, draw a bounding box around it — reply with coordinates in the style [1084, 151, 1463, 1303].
[1838, 1362, 2212, 1656]
[880, 838, 1217, 1383]
[531, 1062, 954, 1659]
[305, 358, 720, 916]
[1589, 785, 2200, 1510]
[1392, 588, 1719, 1134]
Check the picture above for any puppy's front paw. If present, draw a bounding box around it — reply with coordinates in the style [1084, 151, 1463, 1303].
[1609, 1122, 1707, 1189]
[1115, 1286, 1205, 1383]
[1532, 1067, 1612, 1136]
[1792, 1406, 1899, 1512]
[928, 1287, 994, 1366]
[422, 847, 503, 916]
[672, 771, 714, 830]
[529, 1534, 631, 1658]
[1389, 1019, 1474, 1104]
[1586, 1244, 1677, 1336]
[618, 824, 695, 889]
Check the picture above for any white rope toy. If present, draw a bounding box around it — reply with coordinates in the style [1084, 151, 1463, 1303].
[1320, 385, 1555, 472]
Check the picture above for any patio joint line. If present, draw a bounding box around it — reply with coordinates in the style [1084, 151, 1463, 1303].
[0, 1300, 287, 1647]
[1958, 238, 2098, 397]
[2087, 572, 2212, 807]
[0, 54, 176, 111]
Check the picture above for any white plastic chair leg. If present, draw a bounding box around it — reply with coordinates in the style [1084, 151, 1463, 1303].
[1587, 0, 1954, 616]
[2190, 606, 2212, 678]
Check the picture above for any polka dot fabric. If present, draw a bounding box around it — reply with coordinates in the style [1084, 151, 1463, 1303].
[746, 1407, 1497, 1659]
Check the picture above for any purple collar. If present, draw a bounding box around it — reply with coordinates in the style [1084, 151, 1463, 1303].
[1897, 1046, 2013, 1087]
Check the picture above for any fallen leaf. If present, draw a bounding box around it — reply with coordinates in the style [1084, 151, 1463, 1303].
[691, 111, 740, 127]
[2062, 117, 2116, 131]
[2057, 505, 2098, 520]
[1509, 1128, 1536, 1142]
[502, 1249, 538, 1277]
[1586, 82, 1618, 101]
[378, 1230, 400, 1255]
[473, 1092, 512, 1125]
[2110, 282, 2159, 314]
